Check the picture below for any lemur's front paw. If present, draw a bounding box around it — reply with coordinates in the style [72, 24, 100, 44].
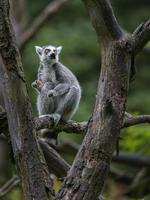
[47, 90, 57, 98]
[32, 80, 43, 91]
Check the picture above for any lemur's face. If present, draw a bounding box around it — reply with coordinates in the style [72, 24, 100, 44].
[35, 45, 62, 64]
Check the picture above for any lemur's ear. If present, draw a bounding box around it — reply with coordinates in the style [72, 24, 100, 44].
[56, 46, 63, 54]
[35, 46, 43, 56]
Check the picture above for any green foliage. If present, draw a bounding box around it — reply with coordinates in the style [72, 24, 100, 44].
[121, 124, 150, 155]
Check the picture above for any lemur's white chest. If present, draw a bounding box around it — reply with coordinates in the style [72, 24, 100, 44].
[41, 67, 56, 83]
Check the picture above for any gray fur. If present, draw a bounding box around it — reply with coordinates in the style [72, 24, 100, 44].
[32, 45, 81, 125]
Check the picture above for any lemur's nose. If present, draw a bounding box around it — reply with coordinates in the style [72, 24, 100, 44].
[51, 53, 56, 59]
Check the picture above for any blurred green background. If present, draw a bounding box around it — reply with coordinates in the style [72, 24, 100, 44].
[0, 0, 150, 199]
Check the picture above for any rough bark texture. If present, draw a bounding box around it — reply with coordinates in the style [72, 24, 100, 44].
[0, 1, 52, 200]
[57, 0, 131, 199]
[57, 41, 130, 200]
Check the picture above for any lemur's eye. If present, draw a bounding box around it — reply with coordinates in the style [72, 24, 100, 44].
[54, 49, 57, 53]
[45, 49, 51, 54]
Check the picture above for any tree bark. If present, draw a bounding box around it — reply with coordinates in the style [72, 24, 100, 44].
[0, 1, 53, 199]
[57, 0, 133, 199]
[57, 0, 150, 198]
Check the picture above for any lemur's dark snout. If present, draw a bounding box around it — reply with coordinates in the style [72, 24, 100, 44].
[51, 53, 56, 59]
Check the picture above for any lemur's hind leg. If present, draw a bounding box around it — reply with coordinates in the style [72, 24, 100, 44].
[37, 82, 55, 116]
[37, 95, 50, 116]
[37, 82, 57, 146]
[54, 86, 81, 122]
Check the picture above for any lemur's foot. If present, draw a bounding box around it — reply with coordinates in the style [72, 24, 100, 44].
[50, 113, 61, 126]
[39, 113, 61, 127]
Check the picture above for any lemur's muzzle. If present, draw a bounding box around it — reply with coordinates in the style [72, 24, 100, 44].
[50, 53, 56, 59]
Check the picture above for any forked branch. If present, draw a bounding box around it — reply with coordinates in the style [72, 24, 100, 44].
[82, 0, 123, 41]
[132, 19, 150, 54]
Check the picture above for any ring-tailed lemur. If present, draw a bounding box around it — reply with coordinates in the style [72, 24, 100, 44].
[32, 45, 81, 132]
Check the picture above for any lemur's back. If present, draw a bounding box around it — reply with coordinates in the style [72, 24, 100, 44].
[52, 62, 80, 86]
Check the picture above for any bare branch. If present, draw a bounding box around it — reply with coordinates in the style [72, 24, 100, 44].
[123, 114, 150, 128]
[0, 112, 70, 178]
[1, 112, 150, 136]
[132, 19, 150, 54]
[82, 0, 123, 41]
[39, 138, 70, 177]
[36, 113, 150, 133]
[1, 150, 149, 199]
[35, 116, 87, 134]
[113, 152, 150, 167]
[19, 0, 68, 51]
[0, 175, 20, 198]
[57, 140, 150, 168]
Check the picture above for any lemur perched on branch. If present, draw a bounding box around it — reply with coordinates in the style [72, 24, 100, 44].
[32, 45, 81, 145]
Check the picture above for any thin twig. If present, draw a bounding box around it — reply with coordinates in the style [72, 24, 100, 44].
[0, 175, 20, 198]
[19, 0, 68, 51]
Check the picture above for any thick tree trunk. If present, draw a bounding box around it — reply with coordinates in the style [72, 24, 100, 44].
[0, 0, 52, 199]
[57, 0, 131, 199]
[58, 39, 131, 200]
[57, 0, 150, 199]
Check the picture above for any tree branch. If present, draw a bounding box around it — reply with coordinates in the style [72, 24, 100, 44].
[0, 175, 20, 198]
[35, 116, 87, 134]
[82, 0, 123, 41]
[0, 111, 70, 178]
[123, 114, 150, 128]
[39, 138, 70, 177]
[1, 112, 150, 135]
[57, 140, 150, 168]
[36, 113, 150, 132]
[0, 1, 53, 199]
[19, 0, 68, 51]
[132, 19, 150, 54]
[113, 152, 150, 167]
